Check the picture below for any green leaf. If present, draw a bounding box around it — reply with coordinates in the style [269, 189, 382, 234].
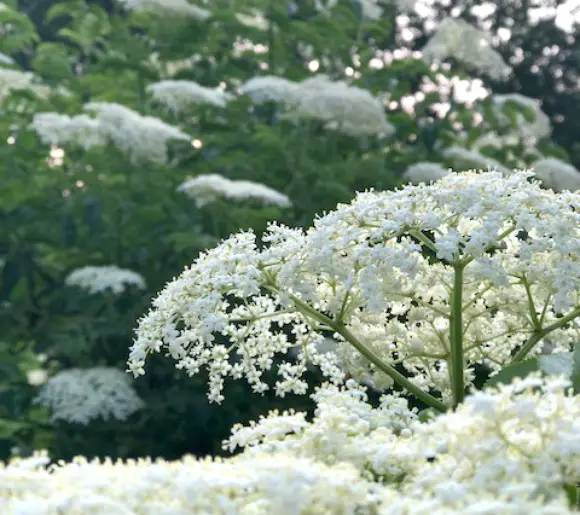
[486, 358, 539, 387]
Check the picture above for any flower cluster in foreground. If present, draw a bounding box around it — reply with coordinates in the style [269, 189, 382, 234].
[129, 171, 580, 407]
[2, 377, 579, 514]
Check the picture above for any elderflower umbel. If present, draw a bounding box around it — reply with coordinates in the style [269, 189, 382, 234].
[65, 265, 146, 295]
[130, 171, 580, 405]
[117, 0, 211, 19]
[147, 80, 231, 111]
[34, 367, 144, 424]
[421, 18, 511, 80]
[30, 113, 106, 151]
[403, 162, 451, 184]
[0, 69, 47, 102]
[532, 157, 580, 192]
[238, 75, 299, 104]
[84, 102, 191, 164]
[493, 93, 552, 141]
[177, 174, 292, 208]
[443, 146, 512, 176]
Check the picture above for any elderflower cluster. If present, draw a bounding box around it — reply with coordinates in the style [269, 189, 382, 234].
[130, 171, 580, 405]
[421, 18, 511, 80]
[177, 174, 292, 208]
[32, 103, 190, 164]
[403, 162, 451, 184]
[147, 80, 231, 111]
[30, 113, 106, 151]
[65, 265, 146, 295]
[117, 0, 211, 19]
[493, 93, 552, 141]
[5, 377, 580, 514]
[238, 74, 394, 137]
[0, 69, 49, 102]
[532, 157, 580, 192]
[0, 452, 379, 514]
[443, 146, 512, 176]
[34, 367, 144, 424]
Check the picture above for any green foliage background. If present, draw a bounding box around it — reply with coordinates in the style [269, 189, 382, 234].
[0, 0, 577, 461]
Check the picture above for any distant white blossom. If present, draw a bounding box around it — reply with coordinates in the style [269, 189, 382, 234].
[178, 174, 292, 208]
[443, 146, 512, 176]
[26, 369, 48, 387]
[65, 265, 146, 295]
[285, 75, 395, 137]
[117, 0, 211, 19]
[0, 53, 14, 65]
[34, 367, 144, 424]
[147, 80, 231, 111]
[30, 113, 106, 151]
[403, 162, 451, 184]
[421, 18, 511, 80]
[235, 9, 270, 30]
[0, 69, 49, 102]
[238, 75, 298, 104]
[493, 93, 552, 141]
[84, 102, 191, 164]
[532, 157, 580, 192]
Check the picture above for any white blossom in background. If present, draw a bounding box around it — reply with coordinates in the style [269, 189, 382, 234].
[177, 174, 292, 208]
[238, 75, 298, 103]
[403, 162, 451, 184]
[532, 157, 580, 192]
[0, 69, 48, 102]
[129, 171, 580, 405]
[65, 265, 146, 295]
[493, 93, 552, 141]
[30, 113, 106, 151]
[358, 0, 384, 20]
[420, 17, 511, 80]
[34, 367, 144, 424]
[285, 75, 395, 137]
[471, 131, 521, 151]
[84, 102, 191, 164]
[0, 53, 14, 65]
[26, 369, 48, 387]
[235, 9, 270, 31]
[147, 80, 231, 111]
[443, 146, 512, 175]
[117, 0, 211, 19]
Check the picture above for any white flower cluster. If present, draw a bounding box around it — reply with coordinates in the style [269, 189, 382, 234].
[314, 0, 383, 20]
[30, 113, 106, 151]
[443, 145, 513, 175]
[4, 377, 579, 514]
[117, 0, 211, 20]
[493, 93, 552, 141]
[147, 80, 231, 112]
[34, 367, 144, 424]
[130, 171, 580, 405]
[31, 103, 190, 164]
[0, 68, 49, 103]
[403, 162, 451, 184]
[0, 53, 14, 65]
[177, 174, 292, 208]
[532, 157, 580, 192]
[421, 18, 511, 80]
[225, 376, 579, 514]
[65, 265, 146, 295]
[239, 74, 394, 137]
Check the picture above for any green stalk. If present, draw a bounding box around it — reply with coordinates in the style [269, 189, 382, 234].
[450, 264, 465, 408]
[279, 290, 448, 413]
[512, 306, 580, 362]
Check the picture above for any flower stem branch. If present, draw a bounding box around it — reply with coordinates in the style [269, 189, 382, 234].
[450, 263, 465, 408]
[512, 306, 580, 362]
[277, 290, 448, 413]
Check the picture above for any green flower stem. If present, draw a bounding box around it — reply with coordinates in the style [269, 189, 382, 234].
[278, 290, 448, 413]
[512, 306, 580, 363]
[450, 263, 465, 408]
